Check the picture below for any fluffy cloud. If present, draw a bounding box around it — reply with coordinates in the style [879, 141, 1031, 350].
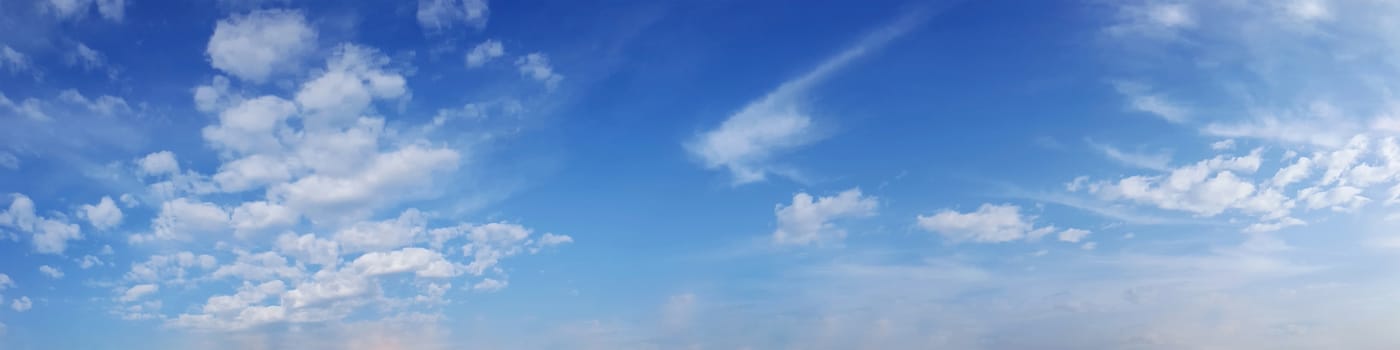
[685, 16, 917, 185]
[137, 198, 230, 242]
[0, 45, 33, 75]
[1, 194, 84, 254]
[137, 151, 180, 177]
[416, 0, 488, 31]
[917, 204, 1058, 243]
[1084, 150, 1264, 217]
[466, 39, 504, 68]
[125, 252, 218, 284]
[120, 284, 159, 302]
[514, 53, 563, 89]
[771, 188, 878, 245]
[206, 9, 317, 83]
[333, 209, 426, 253]
[1057, 228, 1092, 243]
[39, 265, 63, 279]
[10, 296, 30, 312]
[80, 196, 123, 230]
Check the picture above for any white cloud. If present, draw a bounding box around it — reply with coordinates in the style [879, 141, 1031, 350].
[276, 233, 340, 267]
[0, 45, 33, 75]
[350, 247, 458, 278]
[514, 53, 563, 89]
[465, 39, 504, 68]
[294, 44, 407, 130]
[332, 209, 426, 253]
[78, 255, 103, 269]
[1084, 150, 1265, 217]
[271, 145, 459, 222]
[0, 151, 17, 170]
[417, 0, 488, 31]
[44, 0, 125, 21]
[1211, 139, 1236, 151]
[1090, 141, 1172, 171]
[38, 265, 63, 279]
[121, 284, 158, 302]
[471, 278, 506, 292]
[136, 151, 180, 177]
[230, 201, 298, 238]
[685, 16, 918, 184]
[10, 296, 30, 312]
[207, 9, 317, 83]
[771, 188, 878, 245]
[0, 274, 12, 290]
[138, 198, 230, 242]
[125, 252, 218, 284]
[916, 203, 1058, 243]
[211, 251, 302, 282]
[80, 196, 123, 230]
[203, 96, 298, 157]
[1113, 81, 1188, 123]
[3, 195, 86, 255]
[1058, 228, 1092, 243]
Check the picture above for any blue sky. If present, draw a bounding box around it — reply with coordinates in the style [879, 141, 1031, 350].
[3, 0, 1400, 348]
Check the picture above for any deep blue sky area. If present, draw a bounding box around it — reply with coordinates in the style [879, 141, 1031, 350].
[2, 0, 1400, 349]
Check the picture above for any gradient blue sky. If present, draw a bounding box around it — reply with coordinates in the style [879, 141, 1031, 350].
[3, 0, 1400, 349]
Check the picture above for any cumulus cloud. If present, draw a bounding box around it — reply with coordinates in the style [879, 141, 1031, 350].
[135, 198, 230, 242]
[207, 9, 317, 83]
[917, 203, 1059, 243]
[80, 196, 123, 230]
[417, 0, 488, 31]
[772, 188, 878, 245]
[514, 53, 563, 89]
[1, 194, 84, 254]
[137, 151, 180, 177]
[39, 265, 63, 279]
[685, 16, 920, 184]
[466, 39, 504, 68]
[10, 296, 31, 312]
[44, 0, 126, 21]
[0, 45, 34, 75]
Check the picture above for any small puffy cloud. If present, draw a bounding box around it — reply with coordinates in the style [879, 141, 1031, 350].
[202, 96, 298, 157]
[230, 201, 298, 238]
[137, 151, 180, 177]
[11, 296, 31, 311]
[514, 53, 563, 89]
[417, 0, 488, 31]
[121, 284, 159, 302]
[80, 196, 123, 230]
[917, 204, 1059, 243]
[350, 247, 458, 278]
[206, 9, 317, 83]
[332, 209, 426, 253]
[1084, 150, 1265, 217]
[471, 278, 506, 292]
[39, 265, 63, 279]
[78, 255, 103, 269]
[1057, 228, 1092, 243]
[293, 44, 407, 130]
[0, 273, 13, 290]
[772, 188, 878, 245]
[125, 252, 218, 284]
[275, 233, 339, 267]
[0, 151, 17, 170]
[1211, 139, 1237, 151]
[1, 194, 84, 254]
[466, 39, 504, 68]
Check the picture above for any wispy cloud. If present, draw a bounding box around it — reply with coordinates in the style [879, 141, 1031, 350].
[686, 13, 927, 185]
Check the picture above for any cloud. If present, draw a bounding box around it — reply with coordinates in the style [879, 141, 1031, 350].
[1, 194, 84, 254]
[39, 265, 63, 279]
[1083, 150, 1266, 217]
[137, 151, 180, 177]
[685, 15, 921, 184]
[472, 278, 506, 292]
[1057, 228, 1092, 243]
[135, 198, 231, 242]
[120, 284, 159, 302]
[771, 188, 878, 245]
[206, 9, 317, 83]
[80, 196, 123, 230]
[465, 39, 504, 68]
[0, 45, 33, 75]
[916, 203, 1058, 243]
[1113, 81, 1188, 123]
[1089, 140, 1172, 171]
[417, 0, 488, 31]
[0, 274, 12, 290]
[514, 53, 563, 89]
[10, 296, 30, 312]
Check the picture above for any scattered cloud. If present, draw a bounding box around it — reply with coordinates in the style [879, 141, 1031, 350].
[417, 0, 488, 31]
[206, 9, 317, 83]
[686, 15, 922, 184]
[39, 265, 63, 279]
[917, 203, 1059, 243]
[772, 188, 878, 245]
[514, 53, 563, 89]
[466, 39, 504, 68]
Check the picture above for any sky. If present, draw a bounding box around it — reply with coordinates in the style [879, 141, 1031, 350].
[2, 0, 1400, 349]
